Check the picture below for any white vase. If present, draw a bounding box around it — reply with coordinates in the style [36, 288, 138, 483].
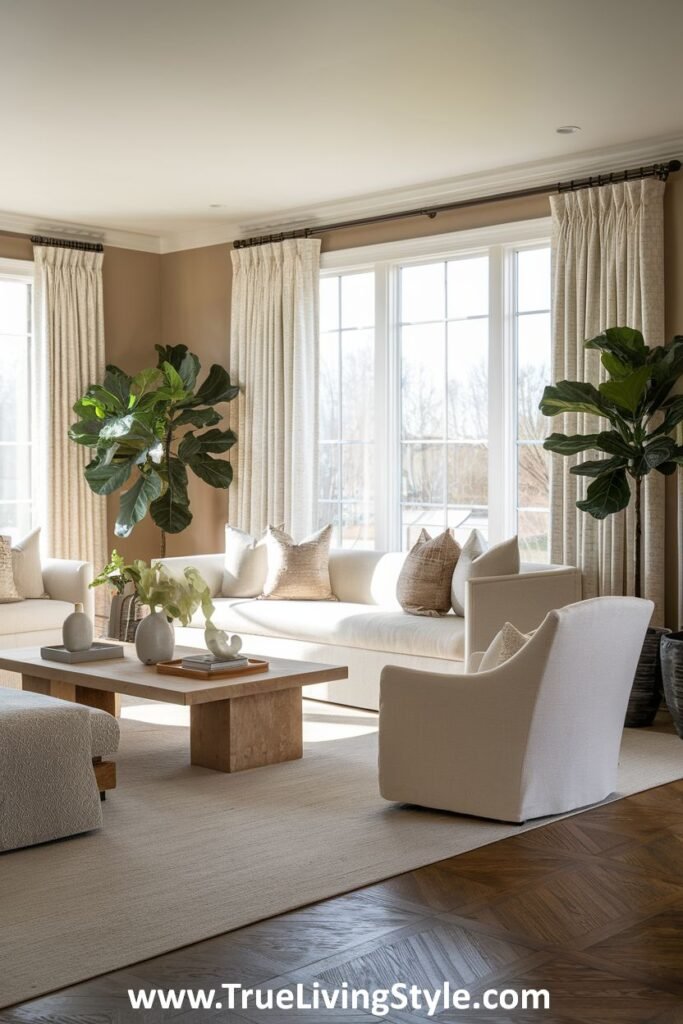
[135, 610, 175, 665]
[62, 602, 93, 652]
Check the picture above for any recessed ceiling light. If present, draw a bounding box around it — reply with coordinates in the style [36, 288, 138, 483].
[209, 203, 225, 209]
[556, 125, 582, 135]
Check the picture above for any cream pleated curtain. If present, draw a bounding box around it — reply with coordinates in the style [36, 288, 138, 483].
[33, 245, 107, 579]
[549, 178, 666, 621]
[228, 238, 321, 538]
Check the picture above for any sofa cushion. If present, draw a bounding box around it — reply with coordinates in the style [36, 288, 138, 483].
[0, 687, 120, 757]
[0, 536, 22, 603]
[262, 525, 335, 600]
[397, 529, 460, 617]
[222, 525, 270, 598]
[0, 599, 73, 637]
[191, 598, 466, 661]
[451, 532, 520, 616]
[11, 528, 47, 599]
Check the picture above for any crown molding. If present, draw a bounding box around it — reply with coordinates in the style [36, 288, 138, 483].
[159, 132, 683, 253]
[0, 210, 162, 254]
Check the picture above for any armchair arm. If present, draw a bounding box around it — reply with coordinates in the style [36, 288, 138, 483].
[464, 565, 581, 661]
[41, 559, 94, 619]
[158, 554, 224, 597]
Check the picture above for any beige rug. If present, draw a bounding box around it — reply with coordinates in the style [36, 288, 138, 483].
[1, 699, 681, 1009]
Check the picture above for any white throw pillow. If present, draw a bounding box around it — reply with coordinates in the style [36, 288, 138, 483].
[478, 622, 533, 671]
[10, 528, 46, 599]
[222, 525, 269, 598]
[450, 531, 520, 616]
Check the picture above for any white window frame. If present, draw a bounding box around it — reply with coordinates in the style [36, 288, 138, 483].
[0, 257, 41, 539]
[320, 217, 552, 550]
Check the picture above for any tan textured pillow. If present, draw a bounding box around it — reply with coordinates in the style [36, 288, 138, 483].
[0, 536, 22, 603]
[11, 527, 47, 599]
[397, 529, 461, 617]
[478, 622, 533, 671]
[261, 524, 336, 600]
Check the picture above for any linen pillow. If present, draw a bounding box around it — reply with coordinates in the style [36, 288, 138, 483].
[222, 525, 269, 598]
[261, 524, 336, 600]
[396, 529, 461, 617]
[478, 622, 533, 672]
[0, 536, 22, 603]
[11, 527, 47, 599]
[451, 531, 520, 617]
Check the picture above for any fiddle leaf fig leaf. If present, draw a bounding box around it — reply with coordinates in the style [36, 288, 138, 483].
[84, 457, 134, 496]
[539, 380, 614, 419]
[576, 469, 631, 520]
[187, 453, 233, 488]
[570, 457, 628, 478]
[149, 458, 192, 534]
[543, 433, 602, 456]
[585, 327, 647, 367]
[114, 471, 163, 538]
[598, 365, 652, 414]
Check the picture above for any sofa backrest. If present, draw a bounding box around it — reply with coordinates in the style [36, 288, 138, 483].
[329, 549, 406, 606]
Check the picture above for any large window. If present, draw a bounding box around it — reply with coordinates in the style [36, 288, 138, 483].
[0, 261, 36, 540]
[318, 221, 552, 558]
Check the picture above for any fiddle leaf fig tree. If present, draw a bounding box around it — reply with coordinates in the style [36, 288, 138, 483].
[69, 344, 239, 553]
[540, 327, 683, 597]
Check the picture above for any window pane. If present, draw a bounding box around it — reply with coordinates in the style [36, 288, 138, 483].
[401, 323, 445, 440]
[447, 443, 488, 508]
[518, 443, 551, 509]
[0, 502, 32, 541]
[320, 276, 339, 332]
[401, 443, 444, 505]
[0, 280, 29, 335]
[341, 273, 373, 329]
[0, 445, 31, 501]
[400, 262, 445, 323]
[317, 500, 339, 543]
[447, 505, 488, 545]
[447, 256, 488, 319]
[342, 444, 373, 502]
[339, 502, 374, 549]
[517, 312, 551, 440]
[447, 319, 488, 440]
[341, 329, 374, 441]
[318, 444, 339, 502]
[319, 331, 339, 441]
[518, 509, 550, 564]
[401, 504, 446, 548]
[517, 248, 550, 312]
[0, 336, 30, 442]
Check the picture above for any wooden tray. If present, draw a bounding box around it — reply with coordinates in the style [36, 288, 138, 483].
[156, 657, 270, 680]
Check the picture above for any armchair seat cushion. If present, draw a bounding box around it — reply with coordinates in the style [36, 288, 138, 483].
[0, 599, 73, 637]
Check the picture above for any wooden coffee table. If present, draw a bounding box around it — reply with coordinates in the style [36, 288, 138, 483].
[0, 647, 348, 773]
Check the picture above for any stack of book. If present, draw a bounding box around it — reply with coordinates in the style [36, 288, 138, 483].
[181, 652, 249, 674]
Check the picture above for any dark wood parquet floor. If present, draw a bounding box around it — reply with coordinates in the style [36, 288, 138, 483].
[2, 780, 682, 1024]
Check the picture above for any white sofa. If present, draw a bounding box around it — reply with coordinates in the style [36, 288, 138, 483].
[0, 558, 94, 688]
[162, 549, 582, 711]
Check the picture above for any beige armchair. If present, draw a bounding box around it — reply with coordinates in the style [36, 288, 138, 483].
[379, 597, 653, 823]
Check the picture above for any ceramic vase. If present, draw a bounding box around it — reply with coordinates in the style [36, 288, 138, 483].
[62, 602, 93, 652]
[135, 610, 175, 665]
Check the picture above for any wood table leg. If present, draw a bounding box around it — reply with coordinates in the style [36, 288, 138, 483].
[22, 673, 75, 702]
[75, 685, 121, 718]
[190, 687, 303, 772]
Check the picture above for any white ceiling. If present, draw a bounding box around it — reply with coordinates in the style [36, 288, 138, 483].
[2, 0, 683, 251]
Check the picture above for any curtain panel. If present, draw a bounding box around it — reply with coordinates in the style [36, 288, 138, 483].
[549, 178, 666, 621]
[228, 238, 321, 539]
[33, 246, 107, 580]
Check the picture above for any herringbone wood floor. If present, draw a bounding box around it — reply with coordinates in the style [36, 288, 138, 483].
[2, 780, 682, 1023]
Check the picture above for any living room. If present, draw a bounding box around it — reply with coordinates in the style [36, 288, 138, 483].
[1, 1, 682, 1021]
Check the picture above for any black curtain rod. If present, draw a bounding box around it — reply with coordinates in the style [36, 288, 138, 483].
[31, 234, 104, 253]
[233, 158, 682, 250]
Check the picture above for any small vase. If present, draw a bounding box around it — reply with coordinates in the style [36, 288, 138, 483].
[625, 626, 671, 727]
[108, 587, 147, 642]
[135, 610, 175, 665]
[660, 631, 683, 739]
[62, 602, 93, 652]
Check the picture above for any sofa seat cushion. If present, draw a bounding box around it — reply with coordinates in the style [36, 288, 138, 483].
[0, 687, 120, 757]
[0, 599, 73, 637]
[192, 599, 466, 661]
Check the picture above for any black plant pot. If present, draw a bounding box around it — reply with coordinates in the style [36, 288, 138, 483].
[625, 626, 671, 728]
[660, 631, 683, 739]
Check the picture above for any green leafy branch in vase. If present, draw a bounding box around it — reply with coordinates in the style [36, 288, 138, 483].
[69, 344, 239, 555]
[540, 327, 683, 597]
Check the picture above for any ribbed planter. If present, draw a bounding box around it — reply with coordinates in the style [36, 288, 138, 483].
[625, 626, 671, 727]
[107, 592, 147, 642]
[660, 631, 683, 739]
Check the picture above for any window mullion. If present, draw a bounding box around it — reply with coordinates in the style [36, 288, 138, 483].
[487, 245, 506, 543]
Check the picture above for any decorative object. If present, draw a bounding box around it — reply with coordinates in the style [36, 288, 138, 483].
[0, 536, 22, 603]
[540, 326, 683, 725]
[132, 560, 215, 664]
[451, 532, 520, 617]
[156, 656, 270, 680]
[660, 631, 683, 737]
[10, 528, 47, 599]
[69, 344, 239, 556]
[40, 642, 124, 664]
[135, 611, 175, 666]
[396, 529, 460, 617]
[90, 550, 146, 641]
[62, 602, 94, 653]
[204, 623, 243, 660]
[261, 524, 335, 600]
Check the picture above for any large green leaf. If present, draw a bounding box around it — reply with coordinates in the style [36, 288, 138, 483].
[183, 364, 240, 408]
[69, 419, 104, 446]
[130, 368, 164, 406]
[173, 407, 222, 429]
[543, 433, 602, 455]
[149, 458, 192, 534]
[84, 457, 134, 496]
[594, 431, 638, 459]
[576, 469, 631, 520]
[570, 457, 628, 478]
[643, 436, 678, 469]
[652, 395, 683, 436]
[114, 471, 163, 538]
[99, 412, 157, 445]
[194, 428, 237, 453]
[188, 453, 233, 488]
[599, 365, 652, 414]
[585, 327, 648, 367]
[177, 433, 202, 461]
[103, 365, 132, 407]
[539, 380, 614, 420]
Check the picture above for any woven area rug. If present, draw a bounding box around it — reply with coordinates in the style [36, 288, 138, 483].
[1, 699, 681, 1008]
